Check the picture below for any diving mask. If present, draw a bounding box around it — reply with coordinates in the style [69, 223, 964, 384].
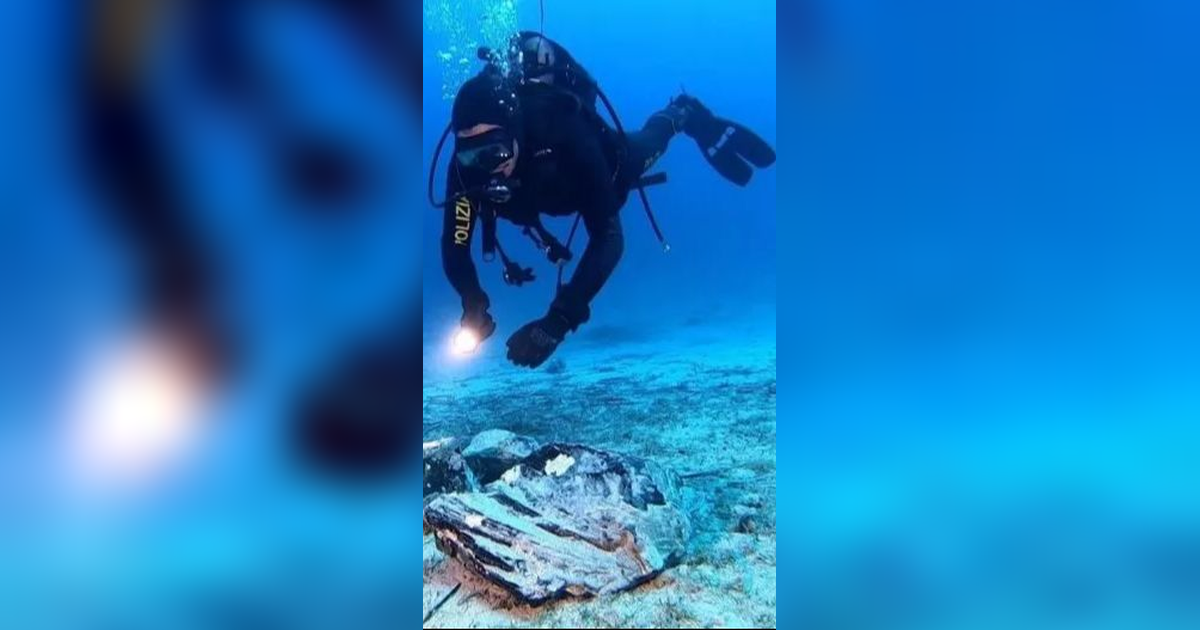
[454, 130, 517, 203]
[455, 130, 514, 172]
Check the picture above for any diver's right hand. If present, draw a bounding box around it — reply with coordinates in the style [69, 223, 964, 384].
[461, 306, 497, 344]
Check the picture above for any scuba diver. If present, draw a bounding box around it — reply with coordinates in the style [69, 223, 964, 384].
[437, 32, 776, 368]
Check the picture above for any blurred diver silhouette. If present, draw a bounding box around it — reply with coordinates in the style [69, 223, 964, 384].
[290, 294, 421, 481]
[433, 32, 777, 369]
[75, 0, 422, 478]
[77, 0, 230, 382]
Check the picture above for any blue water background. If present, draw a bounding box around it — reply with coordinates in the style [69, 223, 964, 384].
[785, 0, 1200, 627]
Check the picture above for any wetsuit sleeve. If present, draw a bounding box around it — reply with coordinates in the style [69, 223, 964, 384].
[550, 124, 625, 328]
[551, 210, 624, 328]
[441, 193, 489, 313]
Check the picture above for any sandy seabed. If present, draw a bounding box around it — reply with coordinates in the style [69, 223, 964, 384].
[422, 315, 778, 628]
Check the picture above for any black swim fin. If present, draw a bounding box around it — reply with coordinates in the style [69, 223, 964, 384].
[675, 95, 777, 187]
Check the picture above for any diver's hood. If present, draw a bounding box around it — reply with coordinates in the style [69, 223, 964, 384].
[451, 71, 521, 132]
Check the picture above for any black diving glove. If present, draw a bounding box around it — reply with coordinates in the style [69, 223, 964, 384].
[506, 311, 573, 368]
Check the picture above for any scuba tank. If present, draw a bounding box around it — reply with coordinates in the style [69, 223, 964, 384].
[507, 31, 599, 111]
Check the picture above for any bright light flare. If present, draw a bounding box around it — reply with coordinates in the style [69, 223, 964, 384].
[450, 327, 481, 356]
[61, 332, 212, 492]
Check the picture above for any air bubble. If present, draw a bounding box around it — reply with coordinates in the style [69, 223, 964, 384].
[425, 0, 522, 100]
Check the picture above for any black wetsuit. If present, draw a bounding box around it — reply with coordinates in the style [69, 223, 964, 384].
[441, 82, 677, 329]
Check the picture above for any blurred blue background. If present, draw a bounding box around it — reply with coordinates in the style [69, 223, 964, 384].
[1, 1, 423, 627]
[788, 0, 1200, 628]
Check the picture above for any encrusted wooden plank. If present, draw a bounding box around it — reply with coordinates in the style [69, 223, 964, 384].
[423, 442, 691, 605]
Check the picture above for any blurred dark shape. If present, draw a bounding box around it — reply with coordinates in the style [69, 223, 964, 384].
[276, 132, 374, 210]
[72, 0, 423, 477]
[75, 0, 234, 383]
[190, 0, 415, 212]
[79, 83, 221, 328]
[291, 313, 420, 482]
[189, 0, 254, 98]
[74, 0, 421, 283]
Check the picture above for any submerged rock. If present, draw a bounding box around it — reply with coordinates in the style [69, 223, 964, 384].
[462, 429, 539, 485]
[424, 442, 691, 605]
[423, 437, 474, 497]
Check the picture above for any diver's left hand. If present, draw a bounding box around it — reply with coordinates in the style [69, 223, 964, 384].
[506, 312, 572, 368]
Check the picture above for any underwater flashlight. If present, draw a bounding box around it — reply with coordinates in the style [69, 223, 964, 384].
[451, 327, 482, 355]
[62, 330, 212, 493]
